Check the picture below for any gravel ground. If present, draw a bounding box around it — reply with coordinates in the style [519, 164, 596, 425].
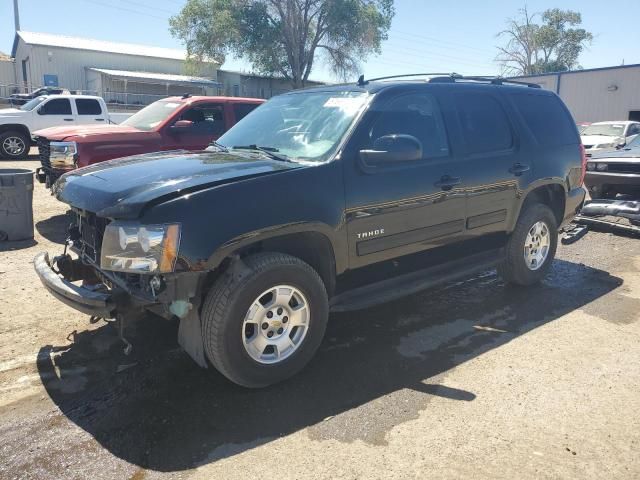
[1, 160, 639, 480]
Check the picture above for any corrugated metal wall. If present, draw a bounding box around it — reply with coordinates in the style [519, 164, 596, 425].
[515, 66, 640, 123]
[12, 39, 217, 92]
[0, 59, 16, 85]
[559, 67, 640, 122]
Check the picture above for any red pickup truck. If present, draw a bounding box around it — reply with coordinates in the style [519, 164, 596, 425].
[34, 95, 264, 186]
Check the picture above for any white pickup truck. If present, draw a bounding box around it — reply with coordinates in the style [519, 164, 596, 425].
[0, 94, 131, 159]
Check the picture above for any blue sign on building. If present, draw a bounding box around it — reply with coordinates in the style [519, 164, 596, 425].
[43, 74, 59, 87]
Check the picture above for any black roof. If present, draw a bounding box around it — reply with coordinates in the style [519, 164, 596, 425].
[288, 73, 548, 96]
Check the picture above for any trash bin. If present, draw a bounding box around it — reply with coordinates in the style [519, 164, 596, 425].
[0, 169, 34, 241]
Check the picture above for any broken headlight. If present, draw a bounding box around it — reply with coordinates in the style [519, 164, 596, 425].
[100, 223, 181, 273]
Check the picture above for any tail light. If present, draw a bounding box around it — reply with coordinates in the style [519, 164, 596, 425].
[579, 144, 587, 185]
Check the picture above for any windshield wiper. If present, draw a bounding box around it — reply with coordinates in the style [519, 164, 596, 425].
[232, 145, 292, 163]
[208, 140, 229, 152]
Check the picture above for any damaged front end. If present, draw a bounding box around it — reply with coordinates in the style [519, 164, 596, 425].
[33, 210, 209, 366]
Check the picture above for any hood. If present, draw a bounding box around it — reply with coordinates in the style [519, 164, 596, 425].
[581, 134, 620, 146]
[591, 146, 640, 160]
[0, 107, 27, 117]
[33, 124, 141, 141]
[54, 150, 302, 219]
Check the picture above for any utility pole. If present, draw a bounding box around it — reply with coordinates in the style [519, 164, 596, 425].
[14, 0, 21, 31]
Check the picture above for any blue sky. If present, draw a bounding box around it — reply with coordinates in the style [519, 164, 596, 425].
[1, 0, 638, 82]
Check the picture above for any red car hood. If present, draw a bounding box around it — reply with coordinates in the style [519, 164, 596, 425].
[33, 124, 142, 141]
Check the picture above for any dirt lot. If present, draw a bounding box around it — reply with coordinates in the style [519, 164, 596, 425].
[1, 159, 639, 479]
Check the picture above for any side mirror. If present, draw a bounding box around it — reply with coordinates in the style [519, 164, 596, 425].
[172, 120, 194, 129]
[359, 134, 423, 165]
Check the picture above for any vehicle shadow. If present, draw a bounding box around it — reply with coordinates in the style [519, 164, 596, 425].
[35, 213, 72, 243]
[36, 259, 622, 472]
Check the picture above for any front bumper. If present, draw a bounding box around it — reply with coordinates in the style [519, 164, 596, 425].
[33, 252, 115, 318]
[584, 171, 640, 192]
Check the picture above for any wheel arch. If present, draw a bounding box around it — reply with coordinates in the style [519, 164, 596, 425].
[513, 181, 566, 230]
[207, 226, 340, 297]
[0, 124, 32, 139]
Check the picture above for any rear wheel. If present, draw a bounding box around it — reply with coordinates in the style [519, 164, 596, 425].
[201, 252, 328, 388]
[498, 204, 558, 286]
[0, 131, 29, 159]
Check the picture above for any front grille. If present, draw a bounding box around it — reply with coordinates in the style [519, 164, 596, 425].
[607, 163, 640, 174]
[77, 212, 110, 262]
[36, 137, 65, 184]
[37, 137, 51, 170]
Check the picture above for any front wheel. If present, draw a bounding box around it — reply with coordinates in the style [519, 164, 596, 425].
[201, 252, 328, 388]
[498, 204, 558, 286]
[0, 131, 30, 160]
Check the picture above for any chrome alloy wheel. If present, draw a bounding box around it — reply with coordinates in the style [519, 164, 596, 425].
[524, 221, 550, 271]
[242, 285, 310, 364]
[2, 136, 26, 156]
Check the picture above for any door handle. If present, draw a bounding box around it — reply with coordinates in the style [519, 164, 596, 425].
[63, 118, 73, 121]
[509, 163, 530, 176]
[435, 175, 461, 191]
[95, 118, 105, 122]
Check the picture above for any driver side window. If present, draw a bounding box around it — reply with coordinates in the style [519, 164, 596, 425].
[365, 93, 450, 160]
[180, 104, 225, 135]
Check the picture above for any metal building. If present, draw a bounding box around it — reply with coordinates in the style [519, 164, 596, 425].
[512, 64, 640, 123]
[9, 31, 219, 105]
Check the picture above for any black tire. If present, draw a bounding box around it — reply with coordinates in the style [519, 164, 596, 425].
[497, 204, 558, 286]
[0, 131, 30, 160]
[201, 252, 328, 388]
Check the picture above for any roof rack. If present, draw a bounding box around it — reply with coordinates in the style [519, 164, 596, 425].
[357, 73, 541, 88]
[429, 75, 541, 88]
[357, 73, 455, 86]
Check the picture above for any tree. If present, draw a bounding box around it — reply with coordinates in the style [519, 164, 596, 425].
[496, 7, 593, 76]
[170, 0, 395, 88]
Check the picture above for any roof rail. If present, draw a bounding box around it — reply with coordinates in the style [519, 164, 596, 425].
[356, 73, 541, 88]
[429, 75, 542, 88]
[357, 73, 458, 86]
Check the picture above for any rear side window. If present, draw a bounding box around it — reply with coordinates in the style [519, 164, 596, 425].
[510, 93, 578, 146]
[40, 98, 72, 115]
[455, 93, 513, 154]
[76, 99, 102, 115]
[234, 103, 259, 122]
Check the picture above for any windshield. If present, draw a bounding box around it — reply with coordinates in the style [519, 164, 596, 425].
[215, 90, 369, 163]
[582, 123, 626, 137]
[627, 135, 640, 149]
[121, 100, 183, 131]
[20, 96, 47, 111]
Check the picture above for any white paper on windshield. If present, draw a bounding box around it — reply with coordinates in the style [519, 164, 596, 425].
[323, 97, 363, 114]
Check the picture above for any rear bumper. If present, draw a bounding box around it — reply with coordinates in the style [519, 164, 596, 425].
[561, 186, 586, 228]
[33, 252, 115, 318]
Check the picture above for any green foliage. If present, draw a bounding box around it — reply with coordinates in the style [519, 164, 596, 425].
[170, 0, 395, 88]
[496, 7, 593, 76]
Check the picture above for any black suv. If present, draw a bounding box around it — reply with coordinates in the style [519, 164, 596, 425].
[35, 74, 586, 388]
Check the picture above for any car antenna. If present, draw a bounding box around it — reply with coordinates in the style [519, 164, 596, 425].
[357, 74, 368, 87]
[182, 93, 192, 99]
